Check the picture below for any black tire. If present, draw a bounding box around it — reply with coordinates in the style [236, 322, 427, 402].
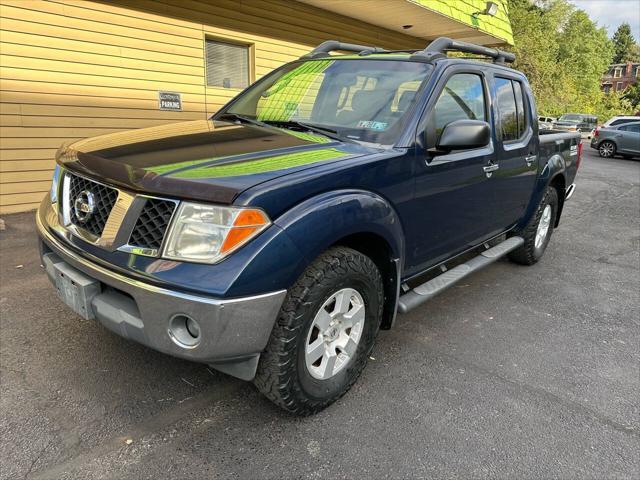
[508, 186, 558, 265]
[254, 247, 383, 415]
[599, 140, 616, 158]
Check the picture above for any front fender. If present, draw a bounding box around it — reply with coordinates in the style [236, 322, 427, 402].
[274, 189, 405, 266]
[518, 153, 565, 230]
[226, 190, 404, 298]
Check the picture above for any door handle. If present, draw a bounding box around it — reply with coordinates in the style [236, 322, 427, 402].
[525, 154, 537, 167]
[483, 163, 499, 178]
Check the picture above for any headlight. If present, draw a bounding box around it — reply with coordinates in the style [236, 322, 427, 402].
[163, 202, 270, 264]
[49, 164, 61, 203]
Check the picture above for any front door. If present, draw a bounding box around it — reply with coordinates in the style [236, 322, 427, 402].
[405, 70, 501, 276]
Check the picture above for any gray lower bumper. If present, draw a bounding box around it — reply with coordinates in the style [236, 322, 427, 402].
[36, 207, 286, 378]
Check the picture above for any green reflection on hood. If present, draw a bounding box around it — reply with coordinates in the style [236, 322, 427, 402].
[169, 147, 349, 179]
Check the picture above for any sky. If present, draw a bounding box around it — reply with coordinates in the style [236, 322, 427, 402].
[568, 0, 640, 39]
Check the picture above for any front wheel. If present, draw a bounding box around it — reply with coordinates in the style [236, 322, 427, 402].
[599, 140, 616, 158]
[254, 247, 383, 415]
[509, 186, 558, 265]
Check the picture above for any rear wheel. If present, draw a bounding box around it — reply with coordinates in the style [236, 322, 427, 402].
[599, 140, 616, 158]
[254, 247, 383, 415]
[509, 186, 558, 265]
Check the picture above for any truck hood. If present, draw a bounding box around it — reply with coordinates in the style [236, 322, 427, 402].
[58, 120, 378, 204]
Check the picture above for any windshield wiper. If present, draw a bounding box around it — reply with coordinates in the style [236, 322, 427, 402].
[216, 112, 271, 129]
[265, 120, 347, 142]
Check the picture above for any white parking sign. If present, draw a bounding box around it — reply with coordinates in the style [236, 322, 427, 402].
[158, 91, 182, 111]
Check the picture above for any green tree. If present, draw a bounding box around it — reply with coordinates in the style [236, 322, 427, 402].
[558, 9, 612, 107]
[623, 82, 640, 111]
[612, 23, 637, 63]
[630, 43, 640, 63]
[506, 0, 632, 120]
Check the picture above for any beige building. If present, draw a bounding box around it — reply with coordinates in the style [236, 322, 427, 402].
[0, 0, 513, 214]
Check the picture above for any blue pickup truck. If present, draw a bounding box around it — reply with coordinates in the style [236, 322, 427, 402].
[37, 38, 581, 414]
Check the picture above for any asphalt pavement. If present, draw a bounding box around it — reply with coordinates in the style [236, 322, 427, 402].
[1, 145, 638, 479]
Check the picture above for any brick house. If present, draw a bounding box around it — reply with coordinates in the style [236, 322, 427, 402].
[601, 61, 640, 93]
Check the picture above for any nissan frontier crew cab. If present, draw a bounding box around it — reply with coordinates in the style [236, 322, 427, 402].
[37, 38, 581, 415]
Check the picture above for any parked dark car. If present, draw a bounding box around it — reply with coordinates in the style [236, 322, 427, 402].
[554, 113, 597, 137]
[591, 121, 640, 158]
[37, 37, 581, 414]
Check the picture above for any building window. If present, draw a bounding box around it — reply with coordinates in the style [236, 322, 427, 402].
[613, 67, 622, 78]
[616, 81, 624, 91]
[205, 39, 250, 89]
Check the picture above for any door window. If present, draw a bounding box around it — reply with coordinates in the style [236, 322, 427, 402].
[495, 77, 528, 141]
[620, 124, 640, 133]
[513, 81, 527, 136]
[433, 73, 486, 137]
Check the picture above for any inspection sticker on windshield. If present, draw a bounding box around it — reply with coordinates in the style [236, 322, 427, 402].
[357, 120, 388, 131]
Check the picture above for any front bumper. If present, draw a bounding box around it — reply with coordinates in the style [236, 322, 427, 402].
[36, 201, 286, 378]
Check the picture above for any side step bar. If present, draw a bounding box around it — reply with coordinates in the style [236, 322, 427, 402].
[397, 236, 524, 314]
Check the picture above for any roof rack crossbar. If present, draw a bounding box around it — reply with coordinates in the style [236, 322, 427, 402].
[301, 40, 387, 59]
[412, 37, 515, 64]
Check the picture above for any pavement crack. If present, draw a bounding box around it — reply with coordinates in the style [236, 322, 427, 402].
[23, 438, 53, 480]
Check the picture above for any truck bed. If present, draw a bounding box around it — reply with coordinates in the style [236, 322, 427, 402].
[539, 130, 582, 187]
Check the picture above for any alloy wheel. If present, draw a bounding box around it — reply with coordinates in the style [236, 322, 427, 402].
[305, 288, 365, 380]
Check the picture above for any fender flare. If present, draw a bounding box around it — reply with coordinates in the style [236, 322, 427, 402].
[275, 189, 405, 328]
[224, 190, 404, 303]
[274, 189, 405, 264]
[519, 153, 566, 230]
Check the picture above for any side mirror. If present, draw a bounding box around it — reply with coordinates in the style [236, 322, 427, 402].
[436, 119, 491, 152]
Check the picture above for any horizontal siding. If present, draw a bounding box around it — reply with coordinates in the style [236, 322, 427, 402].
[0, 0, 424, 213]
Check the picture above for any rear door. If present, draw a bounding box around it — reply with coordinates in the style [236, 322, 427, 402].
[489, 74, 539, 229]
[406, 67, 501, 274]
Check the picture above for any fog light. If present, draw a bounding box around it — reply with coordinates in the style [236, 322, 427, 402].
[168, 314, 201, 348]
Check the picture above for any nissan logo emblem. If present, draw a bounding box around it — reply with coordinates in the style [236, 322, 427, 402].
[73, 190, 96, 223]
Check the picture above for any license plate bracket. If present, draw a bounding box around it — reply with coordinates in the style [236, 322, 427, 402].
[51, 259, 101, 320]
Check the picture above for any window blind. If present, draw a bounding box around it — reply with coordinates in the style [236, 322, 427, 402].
[205, 40, 249, 89]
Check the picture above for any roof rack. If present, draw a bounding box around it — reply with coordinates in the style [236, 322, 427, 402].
[411, 37, 515, 64]
[300, 40, 387, 59]
[301, 37, 515, 64]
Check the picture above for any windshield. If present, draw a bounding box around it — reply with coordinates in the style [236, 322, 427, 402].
[218, 58, 432, 145]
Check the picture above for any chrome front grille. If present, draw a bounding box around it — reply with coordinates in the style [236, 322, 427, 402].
[128, 198, 177, 250]
[61, 171, 177, 257]
[67, 173, 119, 237]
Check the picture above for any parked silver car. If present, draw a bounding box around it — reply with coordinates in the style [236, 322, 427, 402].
[590, 121, 640, 159]
[538, 116, 556, 130]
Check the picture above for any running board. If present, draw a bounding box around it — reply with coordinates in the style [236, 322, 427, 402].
[397, 236, 524, 314]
